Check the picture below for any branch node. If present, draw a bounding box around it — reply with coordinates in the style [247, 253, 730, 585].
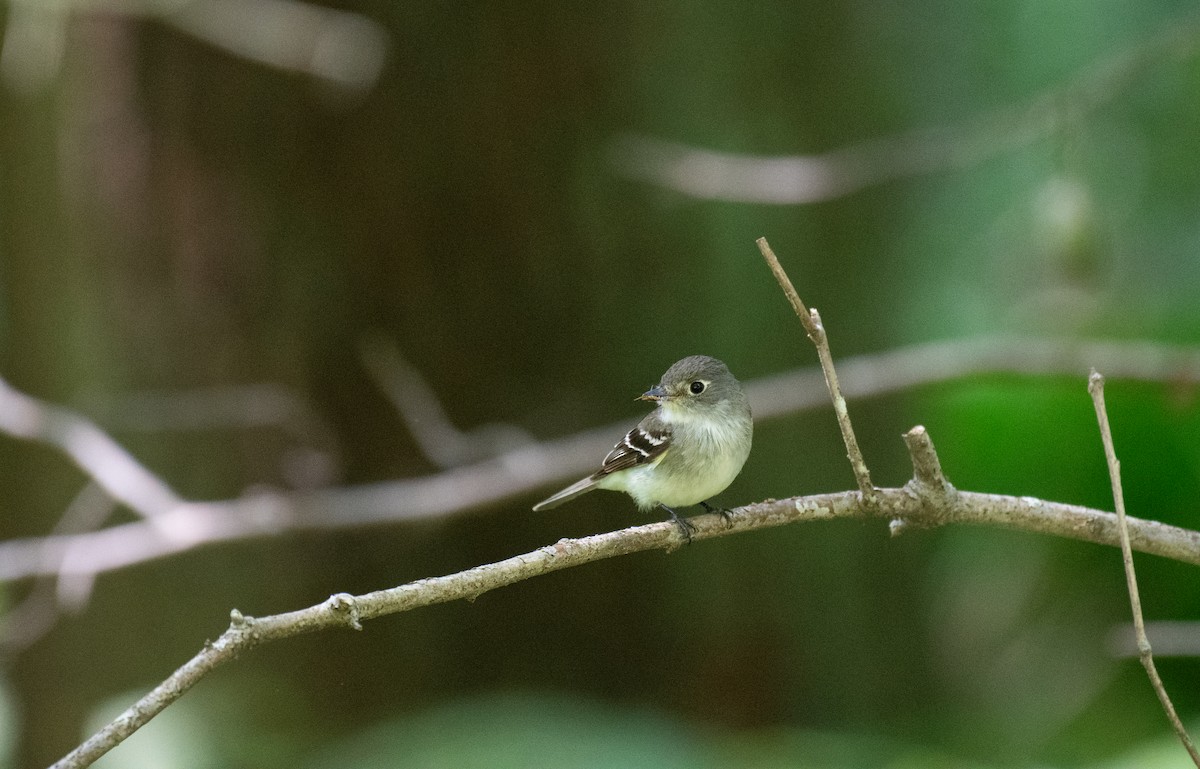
[229, 608, 249, 628]
[327, 593, 363, 631]
[808, 307, 828, 345]
[888, 518, 908, 537]
[899, 426, 957, 531]
[902, 425, 955, 495]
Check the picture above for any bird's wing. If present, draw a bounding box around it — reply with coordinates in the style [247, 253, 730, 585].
[596, 414, 672, 477]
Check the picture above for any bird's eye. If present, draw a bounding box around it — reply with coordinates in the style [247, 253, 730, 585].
[689, 381, 706, 395]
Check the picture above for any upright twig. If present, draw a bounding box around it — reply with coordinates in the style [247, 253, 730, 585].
[1089, 370, 1200, 768]
[757, 237, 878, 505]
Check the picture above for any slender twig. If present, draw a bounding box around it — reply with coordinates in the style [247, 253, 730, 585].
[0, 376, 182, 518]
[46, 520, 678, 769]
[358, 336, 534, 468]
[0, 483, 115, 651]
[609, 13, 1200, 204]
[44, 258, 1200, 767]
[1109, 620, 1200, 658]
[757, 236, 878, 504]
[6, 335, 1200, 584]
[1089, 370, 1200, 767]
[48, 474, 1200, 768]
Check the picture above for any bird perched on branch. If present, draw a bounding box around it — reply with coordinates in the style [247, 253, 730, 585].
[533, 355, 753, 541]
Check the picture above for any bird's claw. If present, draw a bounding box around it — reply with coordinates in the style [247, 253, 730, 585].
[659, 504, 697, 544]
[700, 500, 735, 526]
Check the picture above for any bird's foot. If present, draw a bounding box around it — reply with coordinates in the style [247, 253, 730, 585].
[700, 500, 735, 526]
[659, 504, 696, 544]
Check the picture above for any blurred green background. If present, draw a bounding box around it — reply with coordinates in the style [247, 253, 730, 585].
[3, 0, 1200, 767]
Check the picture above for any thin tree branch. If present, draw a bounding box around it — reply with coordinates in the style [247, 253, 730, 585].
[44, 239, 1200, 766]
[49, 461, 1200, 768]
[6, 335, 1200, 583]
[0, 376, 182, 518]
[757, 236, 878, 504]
[358, 336, 534, 468]
[1089, 371, 1200, 767]
[0, 482, 116, 653]
[608, 13, 1200, 204]
[85, 382, 329, 438]
[1109, 621, 1200, 658]
[2, 0, 390, 94]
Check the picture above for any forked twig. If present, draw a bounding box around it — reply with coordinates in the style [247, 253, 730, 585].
[757, 237, 877, 504]
[1089, 370, 1200, 768]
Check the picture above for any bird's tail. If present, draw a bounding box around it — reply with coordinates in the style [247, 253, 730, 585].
[532, 475, 601, 511]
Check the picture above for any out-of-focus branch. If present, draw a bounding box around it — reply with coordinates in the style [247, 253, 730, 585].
[358, 337, 534, 469]
[1109, 621, 1200, 658]
[49, 443, 1200, 768]
[163, 0, 388, 94]
[1, 0, 389, 94]
[86, 383, 325, 436]
[44, 234, 1200, 765]
[0, 376, 181, 518]
[609, 13, 1200, 203]
[5, 335, 1200, 583]
[0, 482, 115, 653]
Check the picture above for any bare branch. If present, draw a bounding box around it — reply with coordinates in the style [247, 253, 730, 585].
[1089, 371, 1200, 767]
[6, 336, 1200, 583]
[0, 482, 116, 652]
[162, 0, 389, 94]
[40, 236, 1200, 766]
[609, 14, 1200, 204]
[358, 336, 534, 468]
[757, 237, 878, 504]
[86, 383, 325, 436]
[49, 464, 1200, 768]
[0, 376, 182, 518]
[39, 225, 1200, 763]
[1109, 621, 1200, 658]
[2, 0, 390, 94]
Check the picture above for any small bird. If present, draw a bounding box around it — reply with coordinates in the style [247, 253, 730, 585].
[533, 355, 753, 541]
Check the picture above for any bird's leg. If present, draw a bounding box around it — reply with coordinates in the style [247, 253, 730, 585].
[700, 500, 735, 526]
[659, 504, 696, 543]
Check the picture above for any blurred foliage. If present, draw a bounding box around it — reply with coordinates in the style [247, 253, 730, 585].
[77, 686, 1200, 769]
[3, 0, 1200, 767]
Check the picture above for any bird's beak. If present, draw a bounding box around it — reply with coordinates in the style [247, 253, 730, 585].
[639, 384, 667, 402]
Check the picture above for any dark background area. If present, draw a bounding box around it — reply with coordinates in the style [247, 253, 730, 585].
[3, 1, 1200, 766]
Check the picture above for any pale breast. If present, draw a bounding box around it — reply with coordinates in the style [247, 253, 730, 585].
[654, 412, 751, 507]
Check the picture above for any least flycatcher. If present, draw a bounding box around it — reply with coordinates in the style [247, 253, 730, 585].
[533, 355, 752, 540]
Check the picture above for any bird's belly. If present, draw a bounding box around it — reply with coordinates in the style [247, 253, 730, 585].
[616, 440, 748, 510]
[655, 450, 745, 507]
